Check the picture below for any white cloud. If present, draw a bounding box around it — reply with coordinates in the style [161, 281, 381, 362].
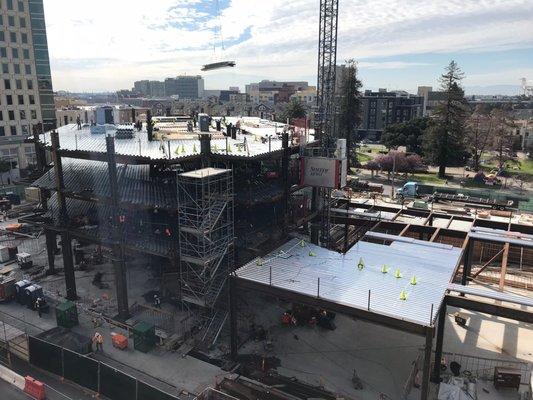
[43, 0, 533, 91]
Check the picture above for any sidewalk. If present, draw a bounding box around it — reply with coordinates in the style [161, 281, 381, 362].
[2, 357, 96, 400]
[0, 299, 225, 396]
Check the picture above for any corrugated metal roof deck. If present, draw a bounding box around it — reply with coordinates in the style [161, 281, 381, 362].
[39, 124, 286, 160]
[235, 237, 463, 327]
[45, 195, 171, 256]
[33, 158, 177, 208]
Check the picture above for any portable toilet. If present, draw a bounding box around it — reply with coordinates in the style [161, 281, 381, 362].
[0, 245, 10, 263]
[132, 322, 156, 353]
[14, 280, 32, 304]
[24, 284, 44, 309]
[0, 278, 16, 302]
[55, 301, 78, 329]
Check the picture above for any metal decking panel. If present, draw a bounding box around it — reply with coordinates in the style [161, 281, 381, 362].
[32, 158, 178, 208]
[235, 237, 462, 327]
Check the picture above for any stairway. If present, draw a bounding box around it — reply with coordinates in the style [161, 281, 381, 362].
[199, 308, 228, 350]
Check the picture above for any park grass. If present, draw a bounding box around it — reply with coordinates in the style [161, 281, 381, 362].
[410, 173, 448, 185]
[356, 152, 373, 164]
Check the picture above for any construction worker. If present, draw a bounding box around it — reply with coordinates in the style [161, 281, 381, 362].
[153, 294, 161, 309]
[93, 332, 104, 353]
[35, 297, 43, 318]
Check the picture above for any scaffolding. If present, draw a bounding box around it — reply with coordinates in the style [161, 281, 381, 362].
[177, 168, 234, 314]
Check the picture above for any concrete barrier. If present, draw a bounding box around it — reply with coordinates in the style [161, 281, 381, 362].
[0, 363, 26, 390]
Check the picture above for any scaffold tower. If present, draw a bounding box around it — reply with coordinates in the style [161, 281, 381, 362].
[177, 168, 234, 311]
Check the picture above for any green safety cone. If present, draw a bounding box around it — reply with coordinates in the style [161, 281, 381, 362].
[381, 265, 389, 274]
[299, 240, 306, 247]
[357, 257, 365, 270]
[181, 144, 186, 154]
[213, 144, 218, 152]
[399, 290, 408, 301]
[256, 257, 263, 266]
[193, 144, 197, 153]
[227, 145, 232, 153]
[309, 251, 316, 257]
[410, 276, 417, 285]
[394, 269, 402, 279]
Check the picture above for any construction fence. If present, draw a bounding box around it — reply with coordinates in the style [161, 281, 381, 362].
[28, 336, 179, 400]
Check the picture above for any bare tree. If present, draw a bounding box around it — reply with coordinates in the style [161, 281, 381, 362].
[491, 109, 516, 169]
[467, 105, 494, 171]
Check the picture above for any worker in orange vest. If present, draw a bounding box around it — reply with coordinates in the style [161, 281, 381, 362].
[93, 332, 104, 353]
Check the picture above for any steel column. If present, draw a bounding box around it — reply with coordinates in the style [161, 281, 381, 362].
[432, 302, 447, 382]
[106, 135, 129, 320]
[282, 131, 290, 236]
[229, 277, 238, 361]
[420, 327, 434, 400]
[61, 232, 77, 300]
[44, 229, 56, 274]
[461, 239, 473, 288]
[51, 131, 77, 299]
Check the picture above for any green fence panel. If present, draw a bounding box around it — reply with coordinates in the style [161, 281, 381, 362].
[137, 381, 178, 400]
[100, 363, 136, 400]
[28, 336, 63, 376]
[63, 349, 98, 392]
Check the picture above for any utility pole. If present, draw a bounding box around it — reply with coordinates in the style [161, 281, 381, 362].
[391, 152, 396, 199]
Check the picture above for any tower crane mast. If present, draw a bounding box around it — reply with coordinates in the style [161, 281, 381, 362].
[315, 0, 339, 146]
[311, 0, 340, 247]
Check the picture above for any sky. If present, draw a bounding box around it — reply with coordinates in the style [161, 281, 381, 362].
[43, 0, 533, 94]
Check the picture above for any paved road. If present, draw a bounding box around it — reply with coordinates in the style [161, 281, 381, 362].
[0, 379, 30, 399]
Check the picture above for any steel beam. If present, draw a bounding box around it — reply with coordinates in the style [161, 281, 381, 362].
[446, 295, 533, 324]
[234, 276, 427, 336]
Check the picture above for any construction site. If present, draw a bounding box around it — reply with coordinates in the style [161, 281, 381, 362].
[1, 1, 532, 400]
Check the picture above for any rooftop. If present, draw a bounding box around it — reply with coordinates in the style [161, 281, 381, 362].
[38, 121, 307, 161]
[235, 236, 463, 328]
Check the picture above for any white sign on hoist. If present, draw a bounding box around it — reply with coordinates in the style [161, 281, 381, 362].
[300, 139, 347, 189]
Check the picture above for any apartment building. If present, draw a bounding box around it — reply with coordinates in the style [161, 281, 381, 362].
[0, 0, 55, 178]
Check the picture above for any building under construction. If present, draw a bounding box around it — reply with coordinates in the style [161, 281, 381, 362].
[22, 115, 315, 349]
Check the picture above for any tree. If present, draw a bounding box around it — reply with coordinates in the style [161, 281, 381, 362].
[381, 117, 431, 155]
[466, 105, 495, 171]
[366, 151, 426, 179]
[491, 109, 516, 169]
[279, 99, 306, 123]
[337, 59, 363, 168]
[423, 61, 469, 178]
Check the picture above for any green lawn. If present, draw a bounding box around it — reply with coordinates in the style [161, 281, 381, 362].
[356, 152, 373, 164]
[410, 173, 448, 185]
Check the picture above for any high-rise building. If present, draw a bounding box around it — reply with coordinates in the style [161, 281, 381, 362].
[149, 80, 165, 97]
[1, 0, 55, 178]
[245, 80, 308, 95]
[164, 75, 204, 99]
[133, 80, 151, 96]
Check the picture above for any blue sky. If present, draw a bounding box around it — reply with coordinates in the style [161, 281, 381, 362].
[43, 0, 533, 94]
